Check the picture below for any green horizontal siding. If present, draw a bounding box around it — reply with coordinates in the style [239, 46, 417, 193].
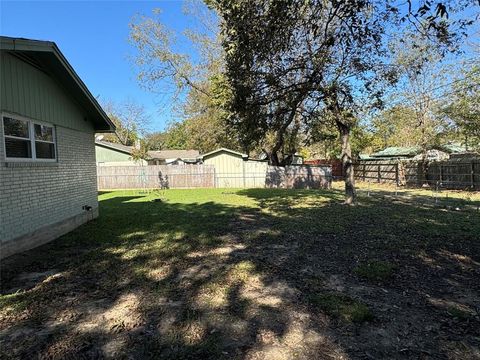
[0, 52, 92, 132]
[95, 145, 133, 163]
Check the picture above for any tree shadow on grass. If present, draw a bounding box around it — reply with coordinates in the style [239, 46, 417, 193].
[1, 189, 479, 359]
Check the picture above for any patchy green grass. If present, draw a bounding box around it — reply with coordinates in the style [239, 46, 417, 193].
[309, 293, 374, 323]
[354, 261, 396, 282]
[0, 293, 31, 316]
[1, 187, 479, 359]
[333, 181, 480, 209]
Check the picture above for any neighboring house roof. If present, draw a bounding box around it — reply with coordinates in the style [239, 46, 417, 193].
[95, 141, 200, 161]
[359, 154, 376, 160]
[201, 148, 248, 159]
[95, 140, 133, 155]
[0, 36, 114, 132]
[148, 149, 200, 160]
[371, 146, 422, 158]
[436, 143, 466, 154]
[370, 144, 466, 159]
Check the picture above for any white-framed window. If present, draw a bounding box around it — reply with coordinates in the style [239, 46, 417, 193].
[2, 113, 57, 162]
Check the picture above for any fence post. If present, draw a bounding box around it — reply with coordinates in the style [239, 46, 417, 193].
[363, 163, 366, 181]
[242, 161, 246, 188]
[377, 165, 381, 183]
[471, 161, 475, 189]
[395, 163, 399, 186]
[439, 164, 443, 185]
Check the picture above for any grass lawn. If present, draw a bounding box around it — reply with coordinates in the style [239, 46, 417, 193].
[1, 187, 479, 359]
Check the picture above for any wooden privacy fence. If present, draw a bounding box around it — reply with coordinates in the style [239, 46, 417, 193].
[406, 160, 480, 189]
[304, 159, 343, 178]
[97, 165, 216, 189]
[354, 160, 480, 189]
[354, 161, 399, 184]
[97, 164, 332, 190]
[265, 165, 332, 189]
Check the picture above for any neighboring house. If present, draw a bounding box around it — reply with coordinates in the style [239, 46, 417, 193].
[201, 148, 268, 187]
[147, 149, 200, 165]
[95, 140, 147, 166]
[0, 36, 114, 258]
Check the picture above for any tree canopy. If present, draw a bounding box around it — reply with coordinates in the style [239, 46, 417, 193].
[129, 0, 478, 203]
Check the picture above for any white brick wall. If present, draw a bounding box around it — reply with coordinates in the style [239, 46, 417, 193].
[0, 124, 98, 244]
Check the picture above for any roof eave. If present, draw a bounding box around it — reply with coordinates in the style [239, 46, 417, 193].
[1, 36, 115, 132]
[200, 147, 248, 160]
[95, 141, 132, 155]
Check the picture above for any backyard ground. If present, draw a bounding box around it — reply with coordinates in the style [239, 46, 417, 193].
[1, 185, 479, 359]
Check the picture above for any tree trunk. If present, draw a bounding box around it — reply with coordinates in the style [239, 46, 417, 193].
[267, 107, 299, 166]
[336, 120, 356, 205]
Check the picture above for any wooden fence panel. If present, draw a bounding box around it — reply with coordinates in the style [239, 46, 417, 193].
[97, 164, 332, 190]
[266, 165, 332, 189]
[97, 165, 215, 190]
[354, 160, 480, 189]
[354, 161, 399, 184]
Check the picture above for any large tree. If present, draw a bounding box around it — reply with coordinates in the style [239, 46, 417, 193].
[210, 1, 393, 203]
[209, 0, 478, 204]
[441, 64, 480, 150]
[98, 100, 150, 146]
[130, 2, 241, 153]
[370, 105, 450, 150]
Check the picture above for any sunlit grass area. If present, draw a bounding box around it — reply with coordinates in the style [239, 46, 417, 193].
[333, 180, 480, 203]
[1, 187, 479, 359]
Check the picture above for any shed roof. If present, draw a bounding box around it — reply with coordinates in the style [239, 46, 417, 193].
[0, 36, 114, 132]
[371, 146, 422, 158]
[370, 144, 466, 158]
[201, 148, 248, 160]
[148, 149, 200, 160]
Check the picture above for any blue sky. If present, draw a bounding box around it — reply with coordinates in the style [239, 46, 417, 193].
[1, 1, 478, 133]
[1, 0, 193, 131]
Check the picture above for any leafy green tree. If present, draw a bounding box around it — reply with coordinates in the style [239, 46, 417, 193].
[210, 0, 477, 203]
[131, 139, 151, 163]
[210, 1, 396, 203]
[144, 131, 167, 150]
[441, 64, 480, 150]
[130, 3, 241, 153]
[163, 121, 189, 149]
[388, 32, 453, 160]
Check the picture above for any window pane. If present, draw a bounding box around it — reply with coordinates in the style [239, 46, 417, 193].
[3, 117, 29, 138]
[34, 124, 54, 142]
[35, 141, 55, 159]
[5, 138, 32, 158]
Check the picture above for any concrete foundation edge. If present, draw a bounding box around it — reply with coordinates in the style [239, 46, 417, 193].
[0, 208, 99, 259]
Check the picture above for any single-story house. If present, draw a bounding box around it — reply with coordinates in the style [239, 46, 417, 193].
[95, 140, 199, 166]
[95, 139, 147, 166]
[147, 149, 200, 165]
[0, 36, 114, 258]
